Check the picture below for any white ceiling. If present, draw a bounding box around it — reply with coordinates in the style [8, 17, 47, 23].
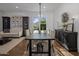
[0, 3, 62, 12]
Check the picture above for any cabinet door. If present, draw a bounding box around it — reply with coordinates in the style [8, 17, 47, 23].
[3, 17, 10, 33]
[23, 17, 29, 36]
[23, 17, 29, 29]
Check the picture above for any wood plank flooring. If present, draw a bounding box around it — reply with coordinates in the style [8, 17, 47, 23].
[25, 40, 79, 56]
[53, 40, 79, 56]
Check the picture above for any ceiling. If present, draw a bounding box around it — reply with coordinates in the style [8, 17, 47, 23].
[0, 3, 62, 12]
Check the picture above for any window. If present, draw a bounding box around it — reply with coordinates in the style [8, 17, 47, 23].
[40, 17, 46, 30]
[32, 16, 47, 33]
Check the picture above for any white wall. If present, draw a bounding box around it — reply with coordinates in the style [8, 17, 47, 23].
[53, 3, 79, 52]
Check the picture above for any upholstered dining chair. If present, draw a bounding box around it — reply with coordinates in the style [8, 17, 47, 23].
[26, 29, 31, 51]
[26, 29, 31, 36]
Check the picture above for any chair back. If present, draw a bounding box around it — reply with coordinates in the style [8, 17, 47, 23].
[26, 29, 31, 36]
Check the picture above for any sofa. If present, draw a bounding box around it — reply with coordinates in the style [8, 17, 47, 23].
[0, 28, 23, 37]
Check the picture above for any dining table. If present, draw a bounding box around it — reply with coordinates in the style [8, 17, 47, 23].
[26, 33, 55, 56]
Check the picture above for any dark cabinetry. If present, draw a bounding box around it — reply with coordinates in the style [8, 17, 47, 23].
[23, 17, 29, 36]
[2, 17, 10, 33]
[55, 30, 78, 51]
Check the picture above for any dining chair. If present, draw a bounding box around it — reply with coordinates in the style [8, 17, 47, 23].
[26, 29, 31, 51]
[26, 29, 31, 36]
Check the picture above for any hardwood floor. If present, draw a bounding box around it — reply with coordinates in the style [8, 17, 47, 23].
[70, 51, 79, 56]
[25, 40, 79, 56]
[53, 40, 79, 56]
[25, 40, 55, 56]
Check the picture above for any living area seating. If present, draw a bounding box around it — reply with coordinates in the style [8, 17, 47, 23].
[0, 27, 23, 37]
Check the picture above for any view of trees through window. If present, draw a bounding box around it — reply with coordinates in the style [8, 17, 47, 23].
[33, 17, 46, 31]
[40, 17, 46, 30]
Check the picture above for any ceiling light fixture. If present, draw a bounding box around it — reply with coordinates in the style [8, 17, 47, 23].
[43, 6, 46, 8]
[16, 6, 19, 8]
[38, 3, 42, 31]
[39, 3, 41, 18]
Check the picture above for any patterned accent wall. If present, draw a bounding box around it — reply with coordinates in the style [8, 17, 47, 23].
[10, 16, 23, 33]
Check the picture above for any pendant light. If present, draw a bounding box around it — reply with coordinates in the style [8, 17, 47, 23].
[39, 3, 42, 18]
[38, 3, 42, 31]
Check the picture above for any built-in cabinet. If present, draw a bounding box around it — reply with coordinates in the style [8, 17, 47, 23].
[2, 17, 10, 33]
[2, 16, 29, 36]
[55, 30, 78, 51]
[23, 17, 29, 36]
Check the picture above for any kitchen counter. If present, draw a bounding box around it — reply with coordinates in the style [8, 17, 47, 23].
[0, 37, 26, 55]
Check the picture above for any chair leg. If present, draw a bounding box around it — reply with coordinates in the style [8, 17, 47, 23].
[37, 42, 43, 52]
[27, 43, 29, 51]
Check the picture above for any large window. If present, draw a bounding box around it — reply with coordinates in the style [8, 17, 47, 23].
[33, 17, 39, 30]
[32, 16, 46, 33]
[40, 17, 46, 30]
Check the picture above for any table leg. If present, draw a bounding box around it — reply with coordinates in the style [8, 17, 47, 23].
[29, 40, 32, 56]
[48, 40, 51, 56]
[52, 40, 55, 55]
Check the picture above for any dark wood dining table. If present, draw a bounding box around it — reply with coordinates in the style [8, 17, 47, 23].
[26, 33, 55, 56]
